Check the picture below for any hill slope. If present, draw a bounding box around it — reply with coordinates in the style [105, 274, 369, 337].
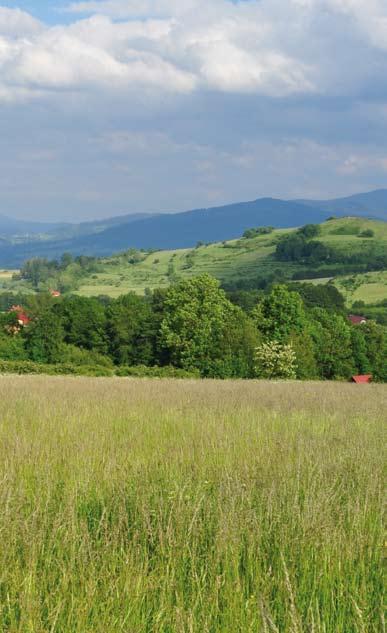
[69, 218, 387, 302]
[2, 218, 386, 308]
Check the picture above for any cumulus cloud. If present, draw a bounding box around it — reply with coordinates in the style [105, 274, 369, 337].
[0, 2, 335, 102]
[0, 0, 384, 105]
[0, 7, 42, 37]
[0, 1, 387, 220]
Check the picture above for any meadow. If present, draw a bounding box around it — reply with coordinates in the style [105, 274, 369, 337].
[333, 270, 387, 305]
[0, 376, 385, 632]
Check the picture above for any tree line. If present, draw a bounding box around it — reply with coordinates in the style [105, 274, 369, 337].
[0, 275, 385, 381]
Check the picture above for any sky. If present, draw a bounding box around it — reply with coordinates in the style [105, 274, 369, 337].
[1, 0, 387, 222]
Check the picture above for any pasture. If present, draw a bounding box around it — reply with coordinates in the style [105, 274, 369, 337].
[0, 270, 17, 281]
[334, 270, 387, 305]
[0, 376, 385, 632]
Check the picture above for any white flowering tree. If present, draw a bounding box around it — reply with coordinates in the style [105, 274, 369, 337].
[255, 340, 297, 379]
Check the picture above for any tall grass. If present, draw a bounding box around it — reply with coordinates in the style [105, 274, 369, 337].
[0, 377, 385, 632]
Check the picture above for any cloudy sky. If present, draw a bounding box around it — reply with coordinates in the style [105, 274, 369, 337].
[1, 0, 387, 221]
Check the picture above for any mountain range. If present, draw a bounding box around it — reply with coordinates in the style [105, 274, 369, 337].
[0, 189, 386, 267]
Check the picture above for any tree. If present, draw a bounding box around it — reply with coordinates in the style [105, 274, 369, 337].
[289, 331, 318, 379]
[275, 234, 331, 263]
[159, 274, 244, 376]
[60, 252, 74, 269]
[255, 341, 297, 379]
[252, 285, 307, 343]
[309, 309, 355, 379]
[53, 296, 108, 354]
[24, 309, 64, 364]
[290, 283, 345, 313]
[298, 224, 321, 238]
[350, 327, 371, 375]
[106, 293, 154, 366]
[361, 321, 387, 381]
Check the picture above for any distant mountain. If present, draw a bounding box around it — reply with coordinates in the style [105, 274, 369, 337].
[0, 212, 156, 241]
[64, 198, 329, 255]
[46, 212, 158, 240]
[0, 214, 66, 237]
[298, 189, 387, 220]
[0, 190, 386, 267]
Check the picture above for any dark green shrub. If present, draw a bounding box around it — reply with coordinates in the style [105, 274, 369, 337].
[115, 365, 200, 378]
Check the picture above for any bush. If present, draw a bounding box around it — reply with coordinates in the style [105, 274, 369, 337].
[0, 335, 28, 361]
[0, 360, 113, 377]
[0, 360, 200, 379]
[60, 344, 113, 368]
[255, 341, 297, 379]
[243, 227, 274, 239]
[358, 229, 374, 238]
[115, 365, 200, 378]
[298, 224, 321, 238]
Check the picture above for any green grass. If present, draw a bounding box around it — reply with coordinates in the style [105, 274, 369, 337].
[72, 217, 387, 297]
[334, 271, 387, 306]
[0, 376, 384, 632]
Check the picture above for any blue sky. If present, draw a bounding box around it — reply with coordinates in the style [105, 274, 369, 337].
[1, 1, 70, 23]
[1, 0, 387, 221]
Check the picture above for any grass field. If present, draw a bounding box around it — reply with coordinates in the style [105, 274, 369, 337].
[0, 270, 17, 281]
[0, 376, 385, 632]
[333, 270, 387, 305]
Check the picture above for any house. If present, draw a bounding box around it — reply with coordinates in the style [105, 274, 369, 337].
[50, 289, 61, 298]
[348, 314, 367, 325]
[9, 305, 30, 327]
[351, 375, 372, 384]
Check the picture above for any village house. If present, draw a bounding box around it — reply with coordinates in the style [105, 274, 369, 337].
[351, 375, 372, 384]
[348, 314, 367, 325]
[8, 305, 30, 328]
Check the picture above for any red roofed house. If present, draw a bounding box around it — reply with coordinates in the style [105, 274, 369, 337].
[50, 289, 61, 298]
[352, 375, 372, 384]
[348, 314, 367, 325]
[9, 305, 30, 327]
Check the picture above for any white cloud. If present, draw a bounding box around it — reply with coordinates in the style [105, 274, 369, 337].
[0, 7, 42, 37]
[0, 2, 339, 103]
[0, 0, 385, 104]
[1, 1, 387, 219]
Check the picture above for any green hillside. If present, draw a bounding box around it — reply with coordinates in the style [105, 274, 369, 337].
[1, 217, 386, 308]
[74, 218, 387, 302]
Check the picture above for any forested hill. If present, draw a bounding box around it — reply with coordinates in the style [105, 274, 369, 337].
[1, 189, 387, 267]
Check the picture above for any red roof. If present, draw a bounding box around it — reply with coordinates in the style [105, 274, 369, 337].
[352, 375, 372, 384]
[9, 305, 30, 326]
[50, 289, 61, 297]
[348, 315, 367, 325]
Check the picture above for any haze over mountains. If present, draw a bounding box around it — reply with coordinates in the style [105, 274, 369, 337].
[0, 190, 386, 267]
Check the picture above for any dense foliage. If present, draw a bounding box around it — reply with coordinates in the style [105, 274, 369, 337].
[0, 274, 386, 381]
[242, 226, 274, 238]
